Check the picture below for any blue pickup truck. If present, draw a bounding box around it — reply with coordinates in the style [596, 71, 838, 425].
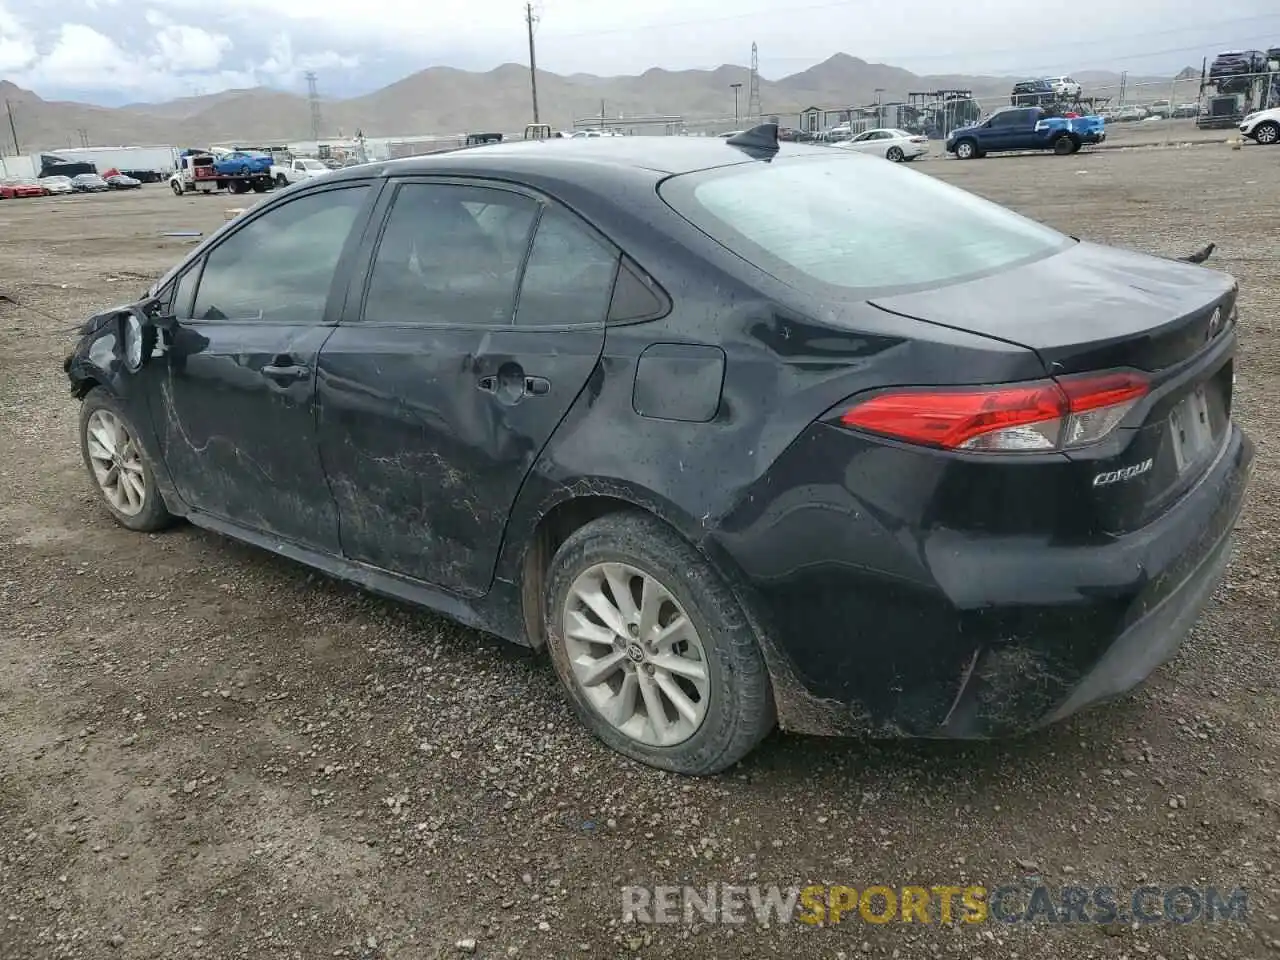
[945, 106, 1106, 159]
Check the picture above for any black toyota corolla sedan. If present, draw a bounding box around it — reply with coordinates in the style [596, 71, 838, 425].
[64, 126, 1253, 775]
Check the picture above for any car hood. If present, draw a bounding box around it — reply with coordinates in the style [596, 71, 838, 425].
[868, 240, 1236, 375]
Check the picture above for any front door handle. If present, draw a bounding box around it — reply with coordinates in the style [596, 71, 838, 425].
[524, 376, 550, 397]
[262, 362, 309, 382]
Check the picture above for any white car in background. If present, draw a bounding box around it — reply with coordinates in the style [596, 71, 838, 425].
[39, 175, 74, 195]
[834, 128, 930, 162]
[1045, 76, 1083, 99]
[1240, 106, 1280, 144]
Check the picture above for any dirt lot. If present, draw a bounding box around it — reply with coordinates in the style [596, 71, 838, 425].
[2, 143, 1278, 960]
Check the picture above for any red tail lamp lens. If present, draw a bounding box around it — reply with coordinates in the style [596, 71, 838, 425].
[836, 372, 1150, 452]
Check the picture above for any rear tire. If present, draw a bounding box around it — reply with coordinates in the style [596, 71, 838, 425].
[1052, 134, 1076, 156]
[79, 388, 174, 533]
[275, 174, 289, 187]
[543, 511, 775, 775]
[886, 146, 905, 162]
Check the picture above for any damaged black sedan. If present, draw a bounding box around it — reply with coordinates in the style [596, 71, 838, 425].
[64, 126, 1253, 775]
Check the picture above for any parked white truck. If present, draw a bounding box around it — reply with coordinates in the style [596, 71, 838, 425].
[270, 156, 329, 188]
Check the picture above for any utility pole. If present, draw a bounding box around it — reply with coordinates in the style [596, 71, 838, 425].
[1119, 70, 1128, 106]
[5, 101, 19, 155]
[730, 83, 742, 124]
[874, 88, 884, 127]
[525, 3, 540, 123]
[305, 72, 322, 142]
[747, 42, 762, 122]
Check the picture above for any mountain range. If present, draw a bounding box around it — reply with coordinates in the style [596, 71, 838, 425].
[0, 54, 1195, 152]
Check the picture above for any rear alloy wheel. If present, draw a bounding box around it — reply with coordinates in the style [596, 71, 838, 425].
[1254, 121, 1279, 144]
[79, 389, 173, 532]
[886, 146, 905, 162]
[544, 512, 775, 775]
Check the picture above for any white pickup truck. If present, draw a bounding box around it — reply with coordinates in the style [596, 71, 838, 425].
[269, 157, 329, 188]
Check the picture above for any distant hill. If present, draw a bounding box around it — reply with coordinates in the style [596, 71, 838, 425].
[0, 55, 1191, 151]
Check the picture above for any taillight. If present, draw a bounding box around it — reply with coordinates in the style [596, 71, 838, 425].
[834, 371, 1149, 453]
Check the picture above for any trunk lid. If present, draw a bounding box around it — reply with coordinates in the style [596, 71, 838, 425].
[868, 241, 1235, 375]
[869, 240, 1239, 534]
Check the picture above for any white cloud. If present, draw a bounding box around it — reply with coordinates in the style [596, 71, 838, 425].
[0, 1, 38, 72]
[23, 24, 142, 89]
[154, 25, 233, 72]
[255, 34, 358, 87]
[4, 0, 1280, 102]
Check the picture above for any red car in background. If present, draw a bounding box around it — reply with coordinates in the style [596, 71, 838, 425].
[0, 179, 47, 198]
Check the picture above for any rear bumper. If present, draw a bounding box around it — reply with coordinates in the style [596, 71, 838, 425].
[714, 422, 1253, 739]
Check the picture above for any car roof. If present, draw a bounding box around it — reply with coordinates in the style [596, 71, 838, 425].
[332, 136, 844, 179]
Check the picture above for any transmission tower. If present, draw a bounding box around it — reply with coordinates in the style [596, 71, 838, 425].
[305, 71, 322, 141]
[747, 42, 762, 122]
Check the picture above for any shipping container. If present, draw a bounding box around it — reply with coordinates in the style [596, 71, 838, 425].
[0, 154, 37, 180]
[32, 145, 180, 182]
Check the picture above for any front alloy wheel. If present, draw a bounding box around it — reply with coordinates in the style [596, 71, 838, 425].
[86, 409, 147, 516]
[79, 388, 173, 531]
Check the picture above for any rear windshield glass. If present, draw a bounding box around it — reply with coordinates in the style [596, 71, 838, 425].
[659, 154, 1072, 296]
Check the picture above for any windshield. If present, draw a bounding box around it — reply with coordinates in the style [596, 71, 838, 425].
[659, 154, 1072, 296]
[300, 159, 326, 170]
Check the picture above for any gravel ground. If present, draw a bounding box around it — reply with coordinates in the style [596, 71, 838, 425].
[2, 142, 1279, 960]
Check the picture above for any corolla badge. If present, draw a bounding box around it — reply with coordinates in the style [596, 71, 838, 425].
[1093, 458, 1154, 487]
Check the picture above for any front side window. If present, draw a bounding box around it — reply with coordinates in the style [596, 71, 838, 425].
[660, 154, 1071, 296]
[362, 182, 539, 325]
[515, 207, 619, 326]
[191, 185, 369, 323]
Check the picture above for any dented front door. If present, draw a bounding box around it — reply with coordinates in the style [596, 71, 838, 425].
[146, 183, 374, 550]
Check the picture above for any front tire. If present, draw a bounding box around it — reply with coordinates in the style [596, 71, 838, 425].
[543, 511, 775, 775]
[79, 388, 173, 532]
[954, 139, 978, 159]
[1254, 121, 1279, 145]
[170, 180, 183, 196]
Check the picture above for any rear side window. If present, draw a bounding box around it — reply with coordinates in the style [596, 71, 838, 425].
[659, 155, 1071, 296]
[515, 208, 619, 326]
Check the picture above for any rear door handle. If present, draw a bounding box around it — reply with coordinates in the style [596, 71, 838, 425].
[262, 362, 309, 382]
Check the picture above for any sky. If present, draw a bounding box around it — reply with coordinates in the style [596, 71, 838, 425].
[1, 0, 1278, 105]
